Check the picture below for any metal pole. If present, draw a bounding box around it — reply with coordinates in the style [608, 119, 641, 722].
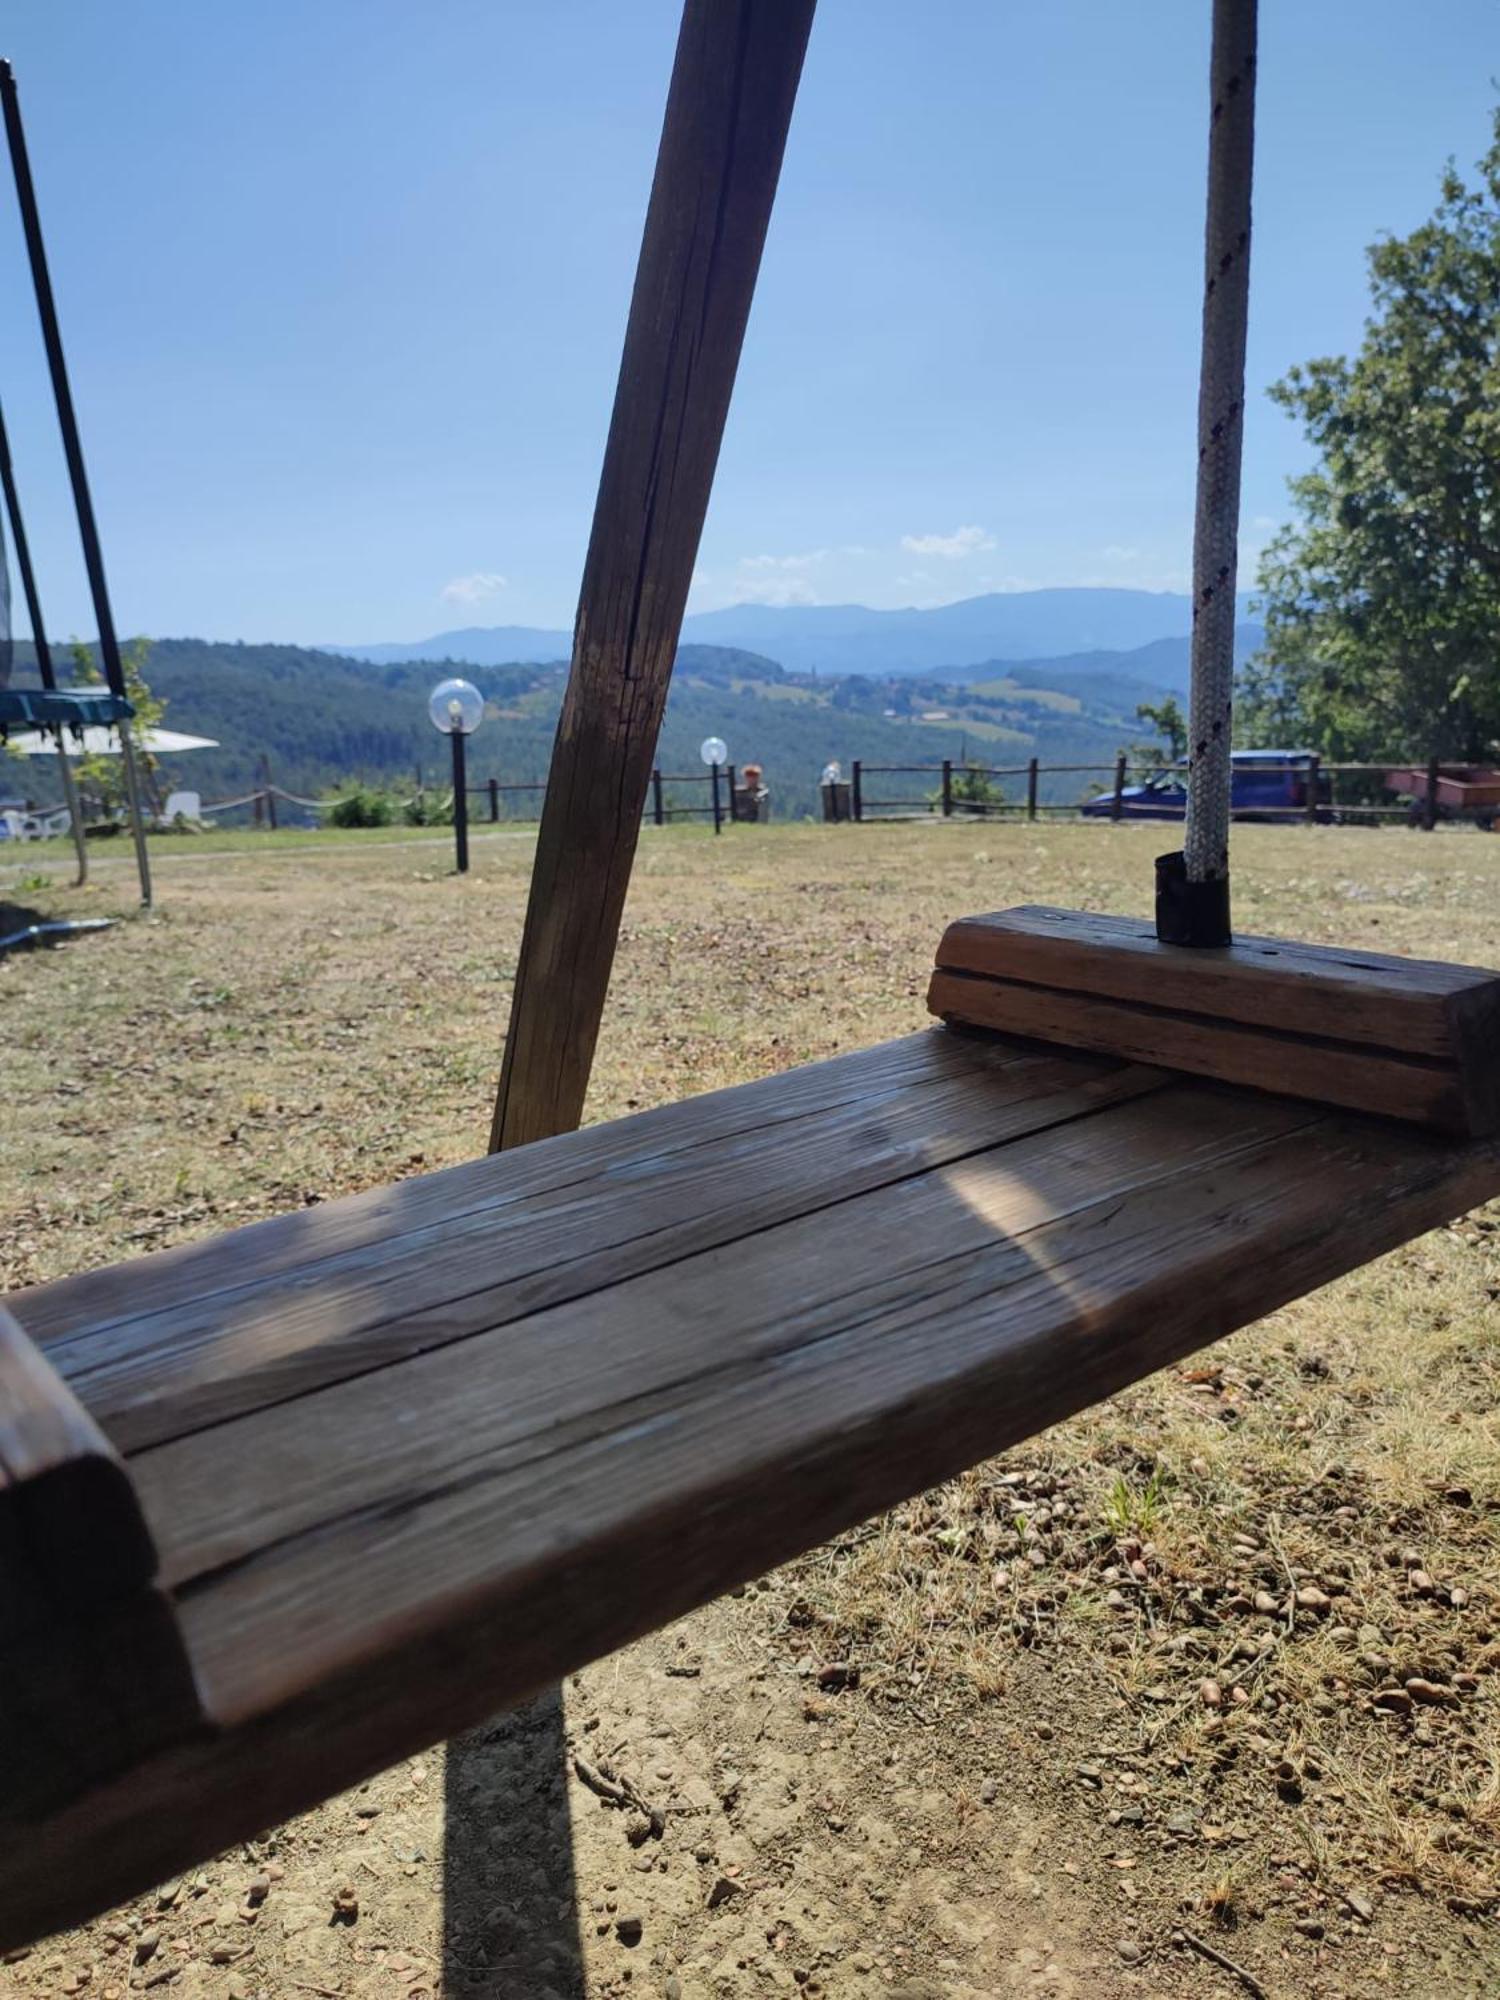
[1026, 757, 1039, 822]
[452, 730, 470, 871]
[1424, 751, 1439, 832]
[651, 768, 664, 827]
[489, 775, 499, 823]
[710, 759, 722, 835]
[852, 759, 862, 822]
[2, 58, 150, 907]
[1304, 753, 1320, 826]
[1112, 754, 1127, 822]
[0, 396, 86, 884]
[941, 759, 953, 818]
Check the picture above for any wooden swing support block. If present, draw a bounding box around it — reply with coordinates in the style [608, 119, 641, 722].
[929, 906, 1500, 1138]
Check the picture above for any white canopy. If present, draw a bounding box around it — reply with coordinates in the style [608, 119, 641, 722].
[7, 726, 219, 756]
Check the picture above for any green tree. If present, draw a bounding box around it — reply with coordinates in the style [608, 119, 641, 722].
[1242, 112, 1500, 762]
[941, 762, 1006, 814]
[1131, 695, 1188, 771]
[69, 637, 166, 814]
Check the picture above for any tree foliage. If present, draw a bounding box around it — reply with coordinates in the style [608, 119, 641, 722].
[69, 636, 165, 813]
[1242, 112, 1500, 760]
[1131, 695, 1188, 770]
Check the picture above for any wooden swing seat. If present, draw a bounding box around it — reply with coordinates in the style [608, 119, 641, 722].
[3, 980, 1497, 1947]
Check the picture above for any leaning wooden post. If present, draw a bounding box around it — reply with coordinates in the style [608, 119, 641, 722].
[489, 0, 816, 1151]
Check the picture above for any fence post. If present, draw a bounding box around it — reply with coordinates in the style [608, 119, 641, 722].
[1305, 754, 1319, 825]
[1111, 754, 1127, 823]
[651, 768, 664, 827]
[1424, 751, 1440, 831]
[1026, 757, 1039, 822]
[489, 776, 499, 822]
[940, 759, 952, 818]
[851, 760, 863, 822]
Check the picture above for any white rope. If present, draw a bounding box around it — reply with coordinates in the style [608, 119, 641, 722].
[1185, 0, 1256, 884]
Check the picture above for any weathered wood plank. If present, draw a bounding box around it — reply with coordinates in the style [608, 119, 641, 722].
[24, 1030, 950, 1351]
[929, 967, 1467, 1131]
[937, 905, 1500, 1055]
[4, 1070, 1490, 1949]
[32, 1040, 1162, 1452]
[138, 1083, 1320, 1617]
[490, 0, 817, 1151]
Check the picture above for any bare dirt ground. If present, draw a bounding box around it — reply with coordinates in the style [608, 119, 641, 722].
[2, 819, 1497, 2000]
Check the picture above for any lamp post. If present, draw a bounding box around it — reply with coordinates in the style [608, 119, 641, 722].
[428, 677, 484, 872]
[700, 734, 727, 835]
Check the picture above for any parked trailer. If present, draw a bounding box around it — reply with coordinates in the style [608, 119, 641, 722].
[1385, 765, 1500, 829]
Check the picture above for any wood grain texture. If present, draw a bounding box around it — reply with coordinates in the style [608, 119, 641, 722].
[928, 968, 1466, 1131]
[2, 1033, 1494, 1948]
[489, 0, 816, 1152]
[932, 906, 1500, 1135]
[38, 1038, 1163, 1452]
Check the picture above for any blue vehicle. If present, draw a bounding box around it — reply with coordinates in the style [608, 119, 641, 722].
[1082, 749, 1331, 822]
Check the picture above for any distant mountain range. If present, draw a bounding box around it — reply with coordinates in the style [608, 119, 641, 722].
[339, 587, 1263, 688]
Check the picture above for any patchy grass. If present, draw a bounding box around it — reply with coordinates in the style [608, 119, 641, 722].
[3, 816, 1498, 1975]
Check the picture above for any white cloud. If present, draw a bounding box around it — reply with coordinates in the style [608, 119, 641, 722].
[899, 524, 996, 560]
[738, 549, 829, 572]
[725, 549, 830, 606]
[440, 571, 508, 606]
[731, 571, 821, 607]
[1100, 544, 1140, 563]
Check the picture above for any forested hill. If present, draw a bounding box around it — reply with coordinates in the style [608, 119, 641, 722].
[15, 637, 1174, 820]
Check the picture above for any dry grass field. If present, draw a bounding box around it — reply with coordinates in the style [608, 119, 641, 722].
[2, 818, 1497, 2000]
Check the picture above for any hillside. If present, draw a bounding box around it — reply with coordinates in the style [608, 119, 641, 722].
[7, 636, 1175, 821]
[340, 587, 1262, 681]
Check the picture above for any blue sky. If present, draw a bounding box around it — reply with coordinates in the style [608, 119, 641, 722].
[1, 2, 1494, 646]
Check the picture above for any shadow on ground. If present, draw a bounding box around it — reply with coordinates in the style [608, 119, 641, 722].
[443, 1686, 585, 1997]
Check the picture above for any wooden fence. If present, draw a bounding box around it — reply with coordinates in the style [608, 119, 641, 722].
[847, 754, 1494, 829]
[168, 755, 1495, 834]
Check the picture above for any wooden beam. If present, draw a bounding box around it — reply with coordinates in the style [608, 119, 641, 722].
[489, 0, 817, 1151]
[931, 906, 1500, 1135]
